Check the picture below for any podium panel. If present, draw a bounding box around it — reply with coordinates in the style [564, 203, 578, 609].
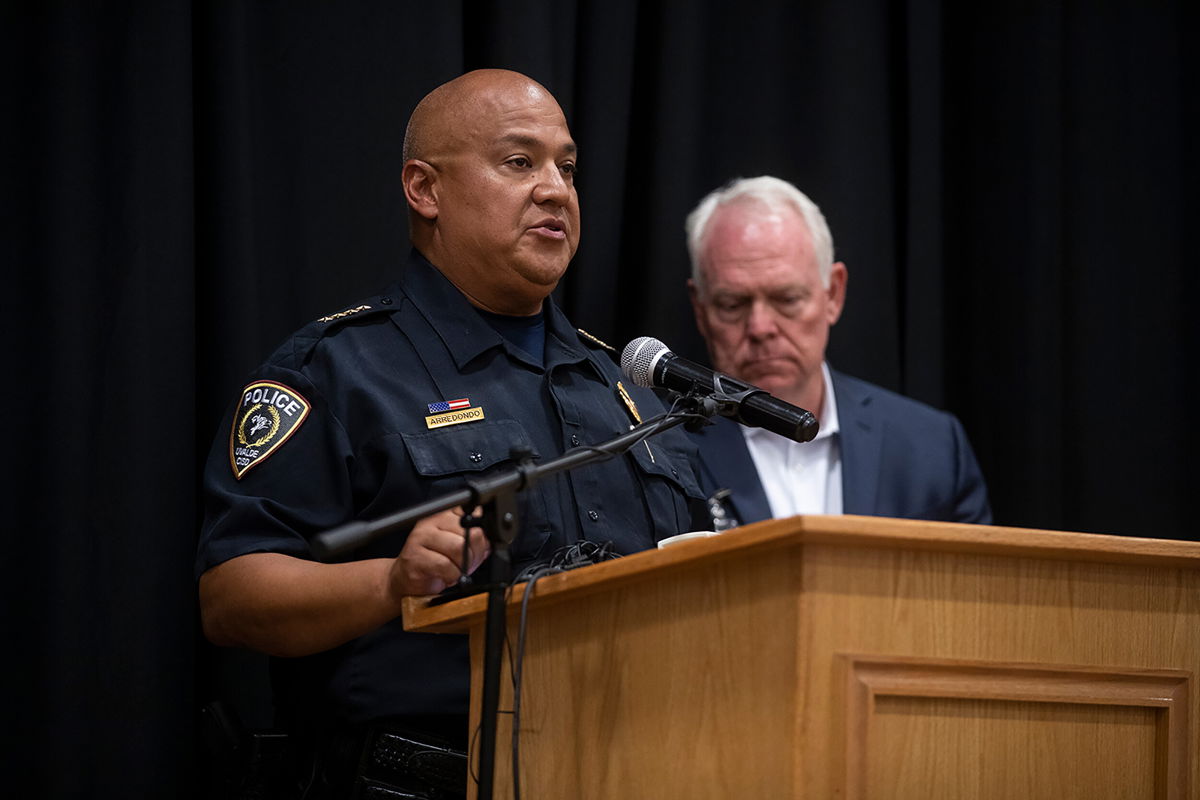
[845, 657, 1187, 799]
[404, 515, 1200, 799]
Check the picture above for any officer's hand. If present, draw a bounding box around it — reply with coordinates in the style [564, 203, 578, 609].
[390, 507, 490, 597]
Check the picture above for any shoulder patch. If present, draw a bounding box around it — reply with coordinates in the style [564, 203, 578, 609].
[576, 328, 616, 352]
[229, 380, 311, 479]
[317, 304, 373, 323]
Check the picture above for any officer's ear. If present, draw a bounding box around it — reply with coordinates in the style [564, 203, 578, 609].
[402, 160, 439, 221]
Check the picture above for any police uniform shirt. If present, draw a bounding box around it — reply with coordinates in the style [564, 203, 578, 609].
[197, 249, 703, 727]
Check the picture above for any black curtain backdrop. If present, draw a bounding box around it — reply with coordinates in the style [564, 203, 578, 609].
[4, 1, 1196, 794]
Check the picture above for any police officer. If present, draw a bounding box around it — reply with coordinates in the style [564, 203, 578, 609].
[197, 69, 703, 798]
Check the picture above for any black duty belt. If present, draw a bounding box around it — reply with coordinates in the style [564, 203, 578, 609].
[350, 724, 468, 800]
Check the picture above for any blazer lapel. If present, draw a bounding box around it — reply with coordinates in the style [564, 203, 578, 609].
[832, 370, 883, 516]
[693, 416, 773, 525]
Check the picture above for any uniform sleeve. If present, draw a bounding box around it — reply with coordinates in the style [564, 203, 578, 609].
[195, 364, 356, 578]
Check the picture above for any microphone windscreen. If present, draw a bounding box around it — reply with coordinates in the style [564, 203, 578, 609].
[620, 336, 669, 388]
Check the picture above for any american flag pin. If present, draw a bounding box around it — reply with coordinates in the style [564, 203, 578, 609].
[428, 397, 471, 414]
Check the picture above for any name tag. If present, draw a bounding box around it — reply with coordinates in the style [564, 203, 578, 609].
[425, 406, 485, 429]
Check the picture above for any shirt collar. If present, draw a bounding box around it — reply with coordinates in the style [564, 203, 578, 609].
[817, 361, 840, 439]
[399, 248, 590, 372]
[744, 361, 839, 443]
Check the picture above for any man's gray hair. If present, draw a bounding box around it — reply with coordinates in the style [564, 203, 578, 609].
[685, 176, 835, 290]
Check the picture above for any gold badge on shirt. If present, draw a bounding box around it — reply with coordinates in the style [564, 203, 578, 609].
[616, 381, 656, 462]
[616, 381, 642, 424]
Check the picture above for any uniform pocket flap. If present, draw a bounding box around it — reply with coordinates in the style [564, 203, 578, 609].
[629, 439, 705, 499]
[400, 419, 540, 476]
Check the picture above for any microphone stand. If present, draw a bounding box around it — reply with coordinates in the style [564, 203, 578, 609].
[311, 397, 719, 800]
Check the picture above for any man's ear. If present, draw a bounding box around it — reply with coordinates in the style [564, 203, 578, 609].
[826, 261, 848, 325]
[402, 160, 439, 221]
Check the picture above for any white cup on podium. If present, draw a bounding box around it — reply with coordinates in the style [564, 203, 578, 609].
[657, 530, 720, 548]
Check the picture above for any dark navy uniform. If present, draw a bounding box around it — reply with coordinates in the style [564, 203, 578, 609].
[197, 250, 703, 735]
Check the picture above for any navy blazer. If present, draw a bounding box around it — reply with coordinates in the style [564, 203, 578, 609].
[691, 369, 992, 525]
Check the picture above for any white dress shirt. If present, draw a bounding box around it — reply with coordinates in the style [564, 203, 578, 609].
[741, 362, 842, 517]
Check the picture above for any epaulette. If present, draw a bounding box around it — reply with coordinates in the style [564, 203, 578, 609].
[264, 291, 403, 371]
[310, 294, 401, 331]
[576, 327, 616, 353]
[316, 303, 374, 324]
[284, 295, 399, 362]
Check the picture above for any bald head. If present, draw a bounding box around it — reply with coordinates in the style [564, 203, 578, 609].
[400, 69, 581, 315]
[403, 69, 560, 164]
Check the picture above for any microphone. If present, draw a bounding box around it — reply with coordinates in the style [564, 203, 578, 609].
[621, 336, 819, 443]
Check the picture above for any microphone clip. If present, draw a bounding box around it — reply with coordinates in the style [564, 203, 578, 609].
[673, 386, 764, 432]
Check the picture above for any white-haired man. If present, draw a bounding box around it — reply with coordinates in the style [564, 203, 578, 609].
[686, 176, 991, 525]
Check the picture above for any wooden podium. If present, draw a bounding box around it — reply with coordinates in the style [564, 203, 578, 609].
[403, 515, 1200, 799]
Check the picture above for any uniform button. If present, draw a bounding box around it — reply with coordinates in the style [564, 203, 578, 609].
[671, 468, 679, 478]
[469, 452, 483, 463]
[587, 510, 599, 521]
[570, 434, 580, 446]
[380, 296, 393, 305]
